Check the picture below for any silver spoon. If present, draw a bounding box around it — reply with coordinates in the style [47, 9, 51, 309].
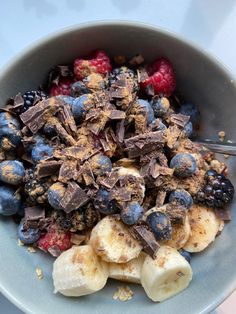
[195, 140, 236, 156]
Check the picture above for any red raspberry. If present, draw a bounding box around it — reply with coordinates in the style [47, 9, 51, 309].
[38, 224, 72, 255]
[74, 50, 112, 80]
[141, 58, 176, 96]
[50, 77, 74, 96]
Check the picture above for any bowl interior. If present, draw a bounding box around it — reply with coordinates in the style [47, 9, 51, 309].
[0, 22, 236, 314]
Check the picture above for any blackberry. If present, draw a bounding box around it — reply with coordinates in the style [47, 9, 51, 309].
[24, 169, 51, 204]
[22, 90, 47, 112]
[195, 169, 234, 208]
[109, 67, 139, 92]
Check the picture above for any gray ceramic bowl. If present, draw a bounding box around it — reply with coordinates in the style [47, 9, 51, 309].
[0, 21, 236, 314]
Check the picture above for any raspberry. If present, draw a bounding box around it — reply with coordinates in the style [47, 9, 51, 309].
[74, 50, 112, 80]
[38, 223, 72, 254]
[141, 58, 176, 96]
[50, 77, 74, 96]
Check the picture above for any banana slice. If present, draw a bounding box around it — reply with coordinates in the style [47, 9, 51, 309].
[183, 204, 221, 252]
[109, 252, 146, 284]
[141, 245, 192, 302]
[89, 215, 142, 263]
[52, 245, 109, 297]
[162, 216, 191, 250]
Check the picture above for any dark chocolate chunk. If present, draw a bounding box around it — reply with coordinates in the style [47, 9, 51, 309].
[124, 131, 165, 158]
[110, 187, 132, 202]
[165, 203, 187, 224]
[130, 224, 160, 259]
[214, 207, 231, 221]
[107, 110, 126, 120]
[170, 113, 190, 128]
[155, 190, 167, 207]
[98, 170, 120, 189]
[36, 160, 62, 178]
[80, 161, 96, 186]
[60, 182, 89, 213]
[12, 93, 24, 112]
[24, 206, 45, 221]
[137, 67, 149, 83]
[58, 160, 78, 183]
[48, 245, 62, 257]
[58, 104, 77, 137]
[48, 117, 77, 146]
[116, 120, 125, 143]
[20, 97, 61, 133]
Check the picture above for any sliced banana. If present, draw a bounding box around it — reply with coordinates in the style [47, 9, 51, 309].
[183, 204, 221, 252]
[89, 215, 142, 263]
[109, 252, 146, 284]
[162, 216, 191, 250]
[141, 245, 192, 302]
[52, 245, 109, 297]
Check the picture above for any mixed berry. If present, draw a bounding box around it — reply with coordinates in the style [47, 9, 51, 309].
[0, 50, 234, 260]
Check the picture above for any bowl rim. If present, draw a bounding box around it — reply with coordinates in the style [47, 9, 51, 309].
[0, 20, 236, 314]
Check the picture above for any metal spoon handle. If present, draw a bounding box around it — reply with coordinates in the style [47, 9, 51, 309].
[196, 141, 236, 156]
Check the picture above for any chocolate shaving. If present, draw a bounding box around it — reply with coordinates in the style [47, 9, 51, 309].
[124, 131, 165, 158]
[60, 181, 89, 213]
[170, 114, 190, 128]
[130, 223, 160, 259]
[36, 160, 62, 178]
[116, 120, 125, 143]
[24, 206, 45, 221]
[155, 190, 167, 207]
[54, 146, 95, 162]
[58, 104, 77, 137]
[98, 170, 120, 189]
[58, 160, 78, 183]
[214, 207, 231, 221]
[80, 161, 96, 186]
[48, 117, 76, 146]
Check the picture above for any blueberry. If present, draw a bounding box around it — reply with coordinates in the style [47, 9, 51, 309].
[179, 249, 191, 264]
[146, 211, 172, 241]
[205, 169, 217, 180]
[150, 119, 167, 131]
[0, 186, 21, 216]
[47, 182, 66, 210]
[31, 144, 53, 163]
[89, 153, 112, 176]
[71, 95, 88, 122]
[0, 112, 21, 129]
[17, 220, 40, 244]
[121, 202, 143, 225]
[56, 95, 75, 106]
[0, 126, 21, 150]
[136, 99, 155, 124]
[170, 153, 197, 178]
[0, 160, 25, 185]
[169, 189, 193, 209]
[151, 97, 170, 118]
[94, 188, 118, 215]
[179, 103, 200, 127]
[183, 121, 195, 138]
[71, 81, 90, 98]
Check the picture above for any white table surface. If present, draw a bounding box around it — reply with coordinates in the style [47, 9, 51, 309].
[0, 0, 236, 313]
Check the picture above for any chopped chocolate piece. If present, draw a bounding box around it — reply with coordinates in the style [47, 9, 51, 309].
[106, 110, 126, 120]
[48, 245, 61, 257]
[58, 160, 78, 183]
[45, 65, 73, 90]
[80, 161, 96, 186]
[170, 113, 190, 128]
[36, 160, 62, 178]
[24, 206, 45, 221]
[116, 120, 125, 143]
[124, 131, 165, 158]
[54, 146, 95, 162]
[214, 207, 231, 221]
[110, 87, 129, 99]
[165, 203, 187, 224]
[20, 97, 62, 133]
[130, 224, 160, 259]
[98, 170, 120, 189]
[137, 67, 149, 83]
[60, 182, 89, 213]
[48, 117, 76, 146]
[155, 190, 167, 207]
[166, 125, 182, 149]
[58, 104, 77, 137]
[99, 138, 110, 152]
[12, 93, 24, 112]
